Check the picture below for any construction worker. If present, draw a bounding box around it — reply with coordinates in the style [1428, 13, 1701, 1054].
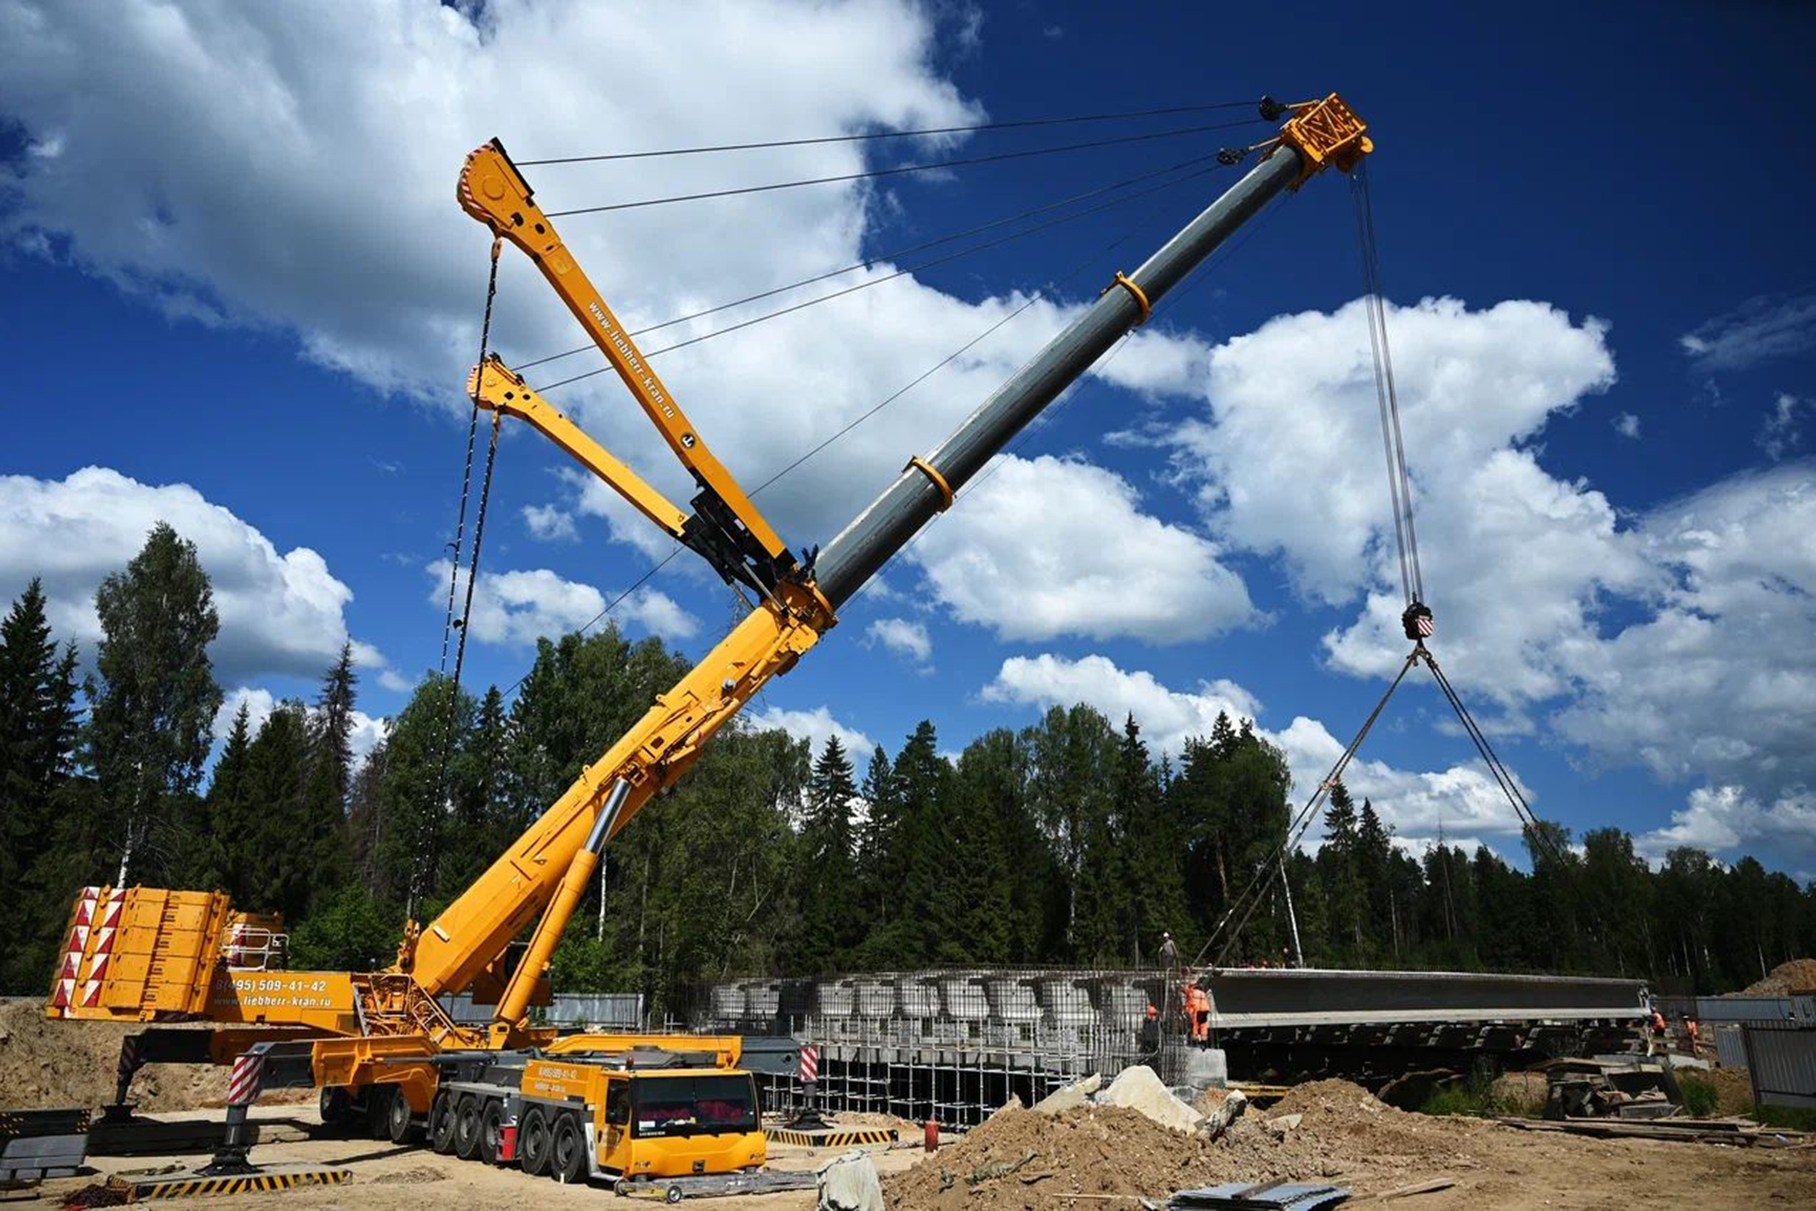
[1185, 984, 1212, 1046]
[1158, 932, 1178, 972]
[1686, 1017, 1701, 1053]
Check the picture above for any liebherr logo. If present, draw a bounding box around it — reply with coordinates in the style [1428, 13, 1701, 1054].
[589, 300, 676, 420]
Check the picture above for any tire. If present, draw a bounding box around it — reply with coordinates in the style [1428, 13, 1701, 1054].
[318, 1086, 351, 1131]
[550, 1112, 588, 1185]
[664, 1185, 683, 1205]
[386, 1087, 416, 1144]
[429, 1091, 458, 1155]
[478, 1099, 502, 1165]
[519, 1107, 551, 1177]
[454, 1095, 483, 1161]
[366, 1087, 393, 1140]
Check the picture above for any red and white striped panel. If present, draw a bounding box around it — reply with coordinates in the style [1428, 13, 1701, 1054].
[799, 1043, 818, 1083]
[82, 890, 120, 1007]
[50, 887, 102, 1008]
[227, 1054, 265, 1106]
[1417, 614, 1435, 638]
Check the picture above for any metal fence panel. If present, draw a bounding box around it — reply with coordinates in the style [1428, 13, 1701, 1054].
[1693, 996, 1813, 1027]
[545, 993, 644, 1028]
[438, 992, 645, 1028]
[1742, 1026, 1816, 1109]
[1714, 1024, 1748, 1069]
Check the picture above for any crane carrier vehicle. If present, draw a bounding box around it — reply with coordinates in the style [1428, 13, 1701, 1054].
[42, 93, 1375, 1193]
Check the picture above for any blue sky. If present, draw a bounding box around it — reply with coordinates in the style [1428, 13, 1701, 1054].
[3, 1, 1813, 875]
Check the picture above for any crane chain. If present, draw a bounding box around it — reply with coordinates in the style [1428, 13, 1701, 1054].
[415, 237, 503, 917]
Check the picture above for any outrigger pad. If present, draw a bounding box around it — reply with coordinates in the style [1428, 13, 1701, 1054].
[106, 1164, 352, 1200]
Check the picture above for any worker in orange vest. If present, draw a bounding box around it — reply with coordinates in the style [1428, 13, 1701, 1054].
[1185, 985, 1211, 1045]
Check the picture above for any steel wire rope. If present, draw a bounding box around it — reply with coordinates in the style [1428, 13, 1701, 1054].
[517, 100, 1262, 165]
[530, 157, 1226, 394]
[516, 151, 1227, 375]
[422, 236, 503, 916]
[495, 164, 1244, 703]
[542, 117, 1267, 217]
[1423, 653, 1568, 868]
[832, 182, 1286, 620]
[1353, 159, 1424, 606]
[1192, 648, 1419, 971]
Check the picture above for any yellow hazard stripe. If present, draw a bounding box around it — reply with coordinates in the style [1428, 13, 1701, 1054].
[126, 1168, 351, 1199]
[764, 1127, 898, 1147]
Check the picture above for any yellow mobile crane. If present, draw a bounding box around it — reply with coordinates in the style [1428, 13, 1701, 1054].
[45, 95, 1371, 1188]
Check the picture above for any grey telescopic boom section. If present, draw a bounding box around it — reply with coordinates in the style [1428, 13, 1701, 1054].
[813, 145, 1303, 607]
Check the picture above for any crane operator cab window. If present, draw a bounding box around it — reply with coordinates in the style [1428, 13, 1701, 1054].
[632, 1075, 759, 1138]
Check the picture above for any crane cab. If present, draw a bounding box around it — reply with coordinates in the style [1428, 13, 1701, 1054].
[518, 1051, 765, 1184]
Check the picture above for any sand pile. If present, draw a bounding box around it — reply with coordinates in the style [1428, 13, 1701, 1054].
[1233, 1078, 1488, 1176]
[1737, 958, 1816, 996]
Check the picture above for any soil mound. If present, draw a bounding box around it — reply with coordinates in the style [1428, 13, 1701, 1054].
[883, 1103, 1245, 1210]
[0, 998, 304, 1112]
[1737, 958, 1816, 996]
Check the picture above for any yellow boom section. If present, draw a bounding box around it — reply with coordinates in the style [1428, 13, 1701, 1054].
[457, 140, 792, 576]
[469, 355, 689, 541]
[407, 578, 834, 1007]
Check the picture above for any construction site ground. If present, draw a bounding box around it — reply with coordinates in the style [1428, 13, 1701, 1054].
[4, 1082, 1807, 1209]
[9, 1009, 1815, 1208]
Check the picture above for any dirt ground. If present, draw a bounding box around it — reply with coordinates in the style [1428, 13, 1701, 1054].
[8, 1011, 1814, 1209]
[11, 1080, 1803, 1211]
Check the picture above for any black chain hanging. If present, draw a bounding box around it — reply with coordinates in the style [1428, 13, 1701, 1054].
[414, 237, 503, 918]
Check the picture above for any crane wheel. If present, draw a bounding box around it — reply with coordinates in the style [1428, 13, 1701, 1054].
[665, 1185, 683, 1204]
[550, 1112, 588, 1184]
[454, 1095, 483, 1160]
[429, 1091, 458, 1154]
[519, 1107, 551, 1176]
[386, 1088, 416, 1143]
[478, 1100, 503, 1165]
[318, 1087, 352, 1131]
[366, 1088, 392, 1140]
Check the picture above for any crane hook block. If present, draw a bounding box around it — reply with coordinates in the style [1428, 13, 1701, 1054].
[1402, 602, 1434, 643]
[1272, 93, 1373, 189]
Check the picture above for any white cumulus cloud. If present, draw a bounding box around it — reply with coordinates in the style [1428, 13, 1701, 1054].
[426, 559, 697, 647]
[745, 704, 876, 759]
[0, 467, 393, 686]
[909, 455, 1256, 643]
[865, 617, 932, 666]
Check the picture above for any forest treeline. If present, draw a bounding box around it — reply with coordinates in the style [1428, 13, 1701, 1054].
[3, 524, 1813, 1012]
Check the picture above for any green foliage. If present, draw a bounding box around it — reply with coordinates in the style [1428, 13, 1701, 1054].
[1418, 1083, 1494, 1117]
[7, 538, 1816, 1005]
[289, 883, 398, 971]
[0, 580, 87, 991]
[1752, 1105, 1816, 1132]
[86, 523, 222, 884]
[1676, 1073, 1718, 1118]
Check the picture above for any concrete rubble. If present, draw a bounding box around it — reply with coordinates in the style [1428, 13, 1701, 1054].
[1103, 1065, 1204, 1133]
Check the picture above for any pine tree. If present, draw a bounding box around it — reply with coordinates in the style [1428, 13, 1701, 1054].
[853, 744, 900, 952]
[879, 721, 949, 966]
[244, 702, 313, 919]
[1356, 798, 1395, 959]
[87, 524, 222, 884]
[792, 736, 859, 973]
[1316, 780, 1367, 962]
[179, 701, 253, 893]
[0, 581, 85, 990]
